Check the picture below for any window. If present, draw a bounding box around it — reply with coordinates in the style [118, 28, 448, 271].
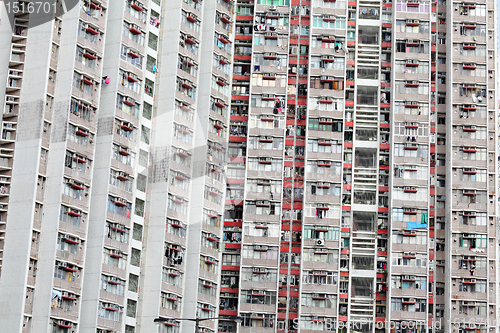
[139, 149, 148, 167]
[302, 248, 339, 263]
[307, 160, 342, 175]
[176, 77, 196, 100]
[392, 208, 428, 225]
[310, 76, 344, 90]
[62, 178, 86, 200]
[242, 245, 279, 260]
[145, 78, 154, 97]
[198, 279, 217, 297]
[136, 174, 146, 192]
[60, 205, 84, 227]
[126, 299, 137, 318]
[126, 0, 147, 22]
[77, 20, 99, 43]
[396, 0, 431, 13]
[51, 289, 76, 312]
[241, 267, 278, 282]
[115, 118, 136, 141]
[241, 290, 276, 305]
[458, 301, 487, 315]
[358, 25, 379, 44]
[120, 44, 143, 68]
[56, 233, 79, 254]
[119, 69, 142, 94]
[391, 298, 427, 312]
[459, 212, 487, 226]
[241, 313, 275, 328]
[303, 226, 340, 240]
[64, 150, 89, 173]
[392, 275, 427, 290]
[203, 209, 221, 227]
[130, 248, 141, 266]
[212, 75, 229, 96]
[356, 86, 378, 105]
[107, 195, 132, 218]
[245, 201, 281, 216]
[123, 21, 145, 46]
[181, 32, 199, 55]
[302, 271, 338, 285]
[393, 143, 428, 158]
[132, 224, 142, 242]
[201, 232, 219, 250]
[72, 72, 94, 95]
[391, 252, 427, 267]
[116, 93, 140, 118]
[168, 194, 188, 215]
[312, 15, 346, 28]
[162, 267, 183, 287]
[247, 137, 283, 151]
[308, 118, 343, 132]
[112, 143, 135, 166]
[392, 230, 428, 245]
[165, 243, 185, 267]
[75, 45, 96, 69]
[252, 73, 287, 88]
[68, 123, 93, 146]
[69, 98, 95, 122]
[81, 0, 103, 18]
[301, 293, 337, 308]
[110, 169, 133, 192]
[208, 118, 226, 138]
[247, 157, 283, 172]
[181, 10, 200, 32]
[392, 187, 429, 202]
[54, 262, 78, 283]
[179, 55, 198, 78]
[129, 274, 139, 292]
[459, 233, 487, 248]
[103, 248, 127, 269]
[200, 255, 218, 273]
[105, 221, 129, 243]
[222, 253, 240, 266]
[458, 279, 486, 293]
[143, 102, 152, 120]
[146, 55, 157, 73]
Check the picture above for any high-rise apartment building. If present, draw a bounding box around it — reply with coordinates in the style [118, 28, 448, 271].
[0, 0, 498, 333]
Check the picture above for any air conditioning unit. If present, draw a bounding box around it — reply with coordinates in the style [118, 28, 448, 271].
[377, 247, 384, 251]
[316, 239, 325, 246]
[269, 5, 277, 11]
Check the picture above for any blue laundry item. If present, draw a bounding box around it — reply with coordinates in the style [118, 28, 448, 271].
[407, 222, 427, 229]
